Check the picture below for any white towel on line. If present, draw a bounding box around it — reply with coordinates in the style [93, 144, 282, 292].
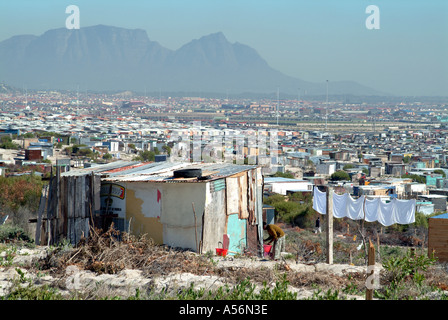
[312, 187, 327, 214]
[312, 187, 415, 226]
[333, 192, 365, 220]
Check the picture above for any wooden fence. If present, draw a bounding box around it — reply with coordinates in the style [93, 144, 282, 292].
[34, 167, 102, 246]
[428, 216, 448, 262]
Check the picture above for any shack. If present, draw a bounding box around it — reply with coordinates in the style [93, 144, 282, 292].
[100, 162, 264, 256]
[36, 161, 264, 257]
[428, 212, 448, 262]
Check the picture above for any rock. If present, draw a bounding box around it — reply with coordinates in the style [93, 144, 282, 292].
[12, 246, 49, 268]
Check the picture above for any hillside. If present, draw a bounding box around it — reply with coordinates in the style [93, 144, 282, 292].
[1, 224, 447, 301]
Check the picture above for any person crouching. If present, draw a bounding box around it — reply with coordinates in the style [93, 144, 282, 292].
[263, 222, 285, 261]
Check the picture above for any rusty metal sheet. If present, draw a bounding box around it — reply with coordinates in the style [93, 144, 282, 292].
[226, 177, 239, 215]
[247, 169, 256, 225]
[238, 173, 248, 220]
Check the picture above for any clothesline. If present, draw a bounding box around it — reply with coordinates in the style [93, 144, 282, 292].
[312, 187, 416, 226]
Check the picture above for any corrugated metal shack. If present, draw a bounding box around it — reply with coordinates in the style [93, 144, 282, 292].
[35, 161, 134, 246]
[100, 161, 264, 256]
[37, 161, 265, 257]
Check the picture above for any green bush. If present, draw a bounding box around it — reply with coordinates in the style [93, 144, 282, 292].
[330, 171, 350, 181]
[263, 194, 315, 227]
[0, 225, 32, 243]
[375, 250, 436, 300]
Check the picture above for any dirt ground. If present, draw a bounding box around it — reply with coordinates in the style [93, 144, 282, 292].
[1, 223, 447, 300]
[0, 244, 373, 300]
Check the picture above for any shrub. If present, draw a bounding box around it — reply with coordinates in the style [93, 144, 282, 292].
[376, 249, 436, 300]
[0, 224, 32, 243]
[330, 171, 350, 181]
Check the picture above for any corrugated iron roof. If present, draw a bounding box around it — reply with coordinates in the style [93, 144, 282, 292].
[102, 162, 258, 183]
[61, 160, 139, 177]
[61, 160, 259, 183]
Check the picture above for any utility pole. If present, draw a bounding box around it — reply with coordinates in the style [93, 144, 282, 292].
[276, 87, 279, 127]
[366, 239, 376, 300]
[326, 186, 333, 264]
[325, 80, 329, 132]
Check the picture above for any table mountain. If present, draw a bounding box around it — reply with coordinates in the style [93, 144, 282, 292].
[0, 25, 382, 95]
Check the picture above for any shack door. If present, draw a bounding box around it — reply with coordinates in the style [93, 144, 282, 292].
[227, 213, 247, 254]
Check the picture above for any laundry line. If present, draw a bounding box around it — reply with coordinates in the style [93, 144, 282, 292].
[312, 187, 416, 227]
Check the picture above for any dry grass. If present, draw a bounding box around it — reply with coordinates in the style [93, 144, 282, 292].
[32, 224, 448, 300]
[38, 225, 215, 278]
[36, 225, 365, 293]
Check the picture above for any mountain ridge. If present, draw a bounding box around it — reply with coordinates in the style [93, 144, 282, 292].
[0, 25, 386, 96]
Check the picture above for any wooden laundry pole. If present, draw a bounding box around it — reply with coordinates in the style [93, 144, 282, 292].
[326, 186, 333, 264]
[366, 239, 376, 300]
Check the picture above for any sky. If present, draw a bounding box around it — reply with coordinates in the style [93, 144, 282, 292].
[0, 0, 447, 96]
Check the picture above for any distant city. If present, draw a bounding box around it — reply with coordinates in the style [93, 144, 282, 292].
[2, 81, 448, 213]
[2, 1, 448, 303]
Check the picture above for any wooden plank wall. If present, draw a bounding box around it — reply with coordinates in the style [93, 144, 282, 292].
[36, 168, 101, 246]
[428, 218, 448, 262]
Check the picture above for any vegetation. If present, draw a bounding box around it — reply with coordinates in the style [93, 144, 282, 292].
[263, 193, 316, 228]
[433, 169, 446, 178]
[133, 150, 157, 162]
[177, 276, 297, 300]
[401, 173, 426, 184]
[102, 153, 112, 160]
[0, 224, 32, 244]
[0, 220, 446, 300]
[0, 136, 20, 150]
[330, 171, 351, 181]
[375, 250, 439, 300]
[1, 268, 63, 300]
[272, 171, 295, 179]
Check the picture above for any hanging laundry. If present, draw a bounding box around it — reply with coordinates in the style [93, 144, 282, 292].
[364, 198, 416, 226]
[364, 198, 381, 223]
[313, 187, 364, 220]
[393, 198, 416, 225]
[332, 192, 365, 220]
[312, 187, 416, 226]
[312, 187, 327, 214]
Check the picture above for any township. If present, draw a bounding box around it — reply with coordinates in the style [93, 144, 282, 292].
[1, 88, 448, 260]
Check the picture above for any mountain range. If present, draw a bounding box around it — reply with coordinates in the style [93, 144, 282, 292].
[0, 25, 384, 96]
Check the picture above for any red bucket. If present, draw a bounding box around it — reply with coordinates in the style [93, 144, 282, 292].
[216, 248, 228, 257]
[263, 244, 272, 253]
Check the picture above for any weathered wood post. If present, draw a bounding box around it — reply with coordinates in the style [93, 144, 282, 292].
[366, 239, 376, 300]
[326, 186, 333, 264]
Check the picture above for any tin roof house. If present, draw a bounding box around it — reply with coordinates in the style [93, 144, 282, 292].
[37, 161, 264, 257]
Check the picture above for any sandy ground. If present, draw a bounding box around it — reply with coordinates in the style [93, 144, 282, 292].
[0, 246, 379, 300]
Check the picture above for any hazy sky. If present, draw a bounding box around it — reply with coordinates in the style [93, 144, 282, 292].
[0, 0, 447, 96]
